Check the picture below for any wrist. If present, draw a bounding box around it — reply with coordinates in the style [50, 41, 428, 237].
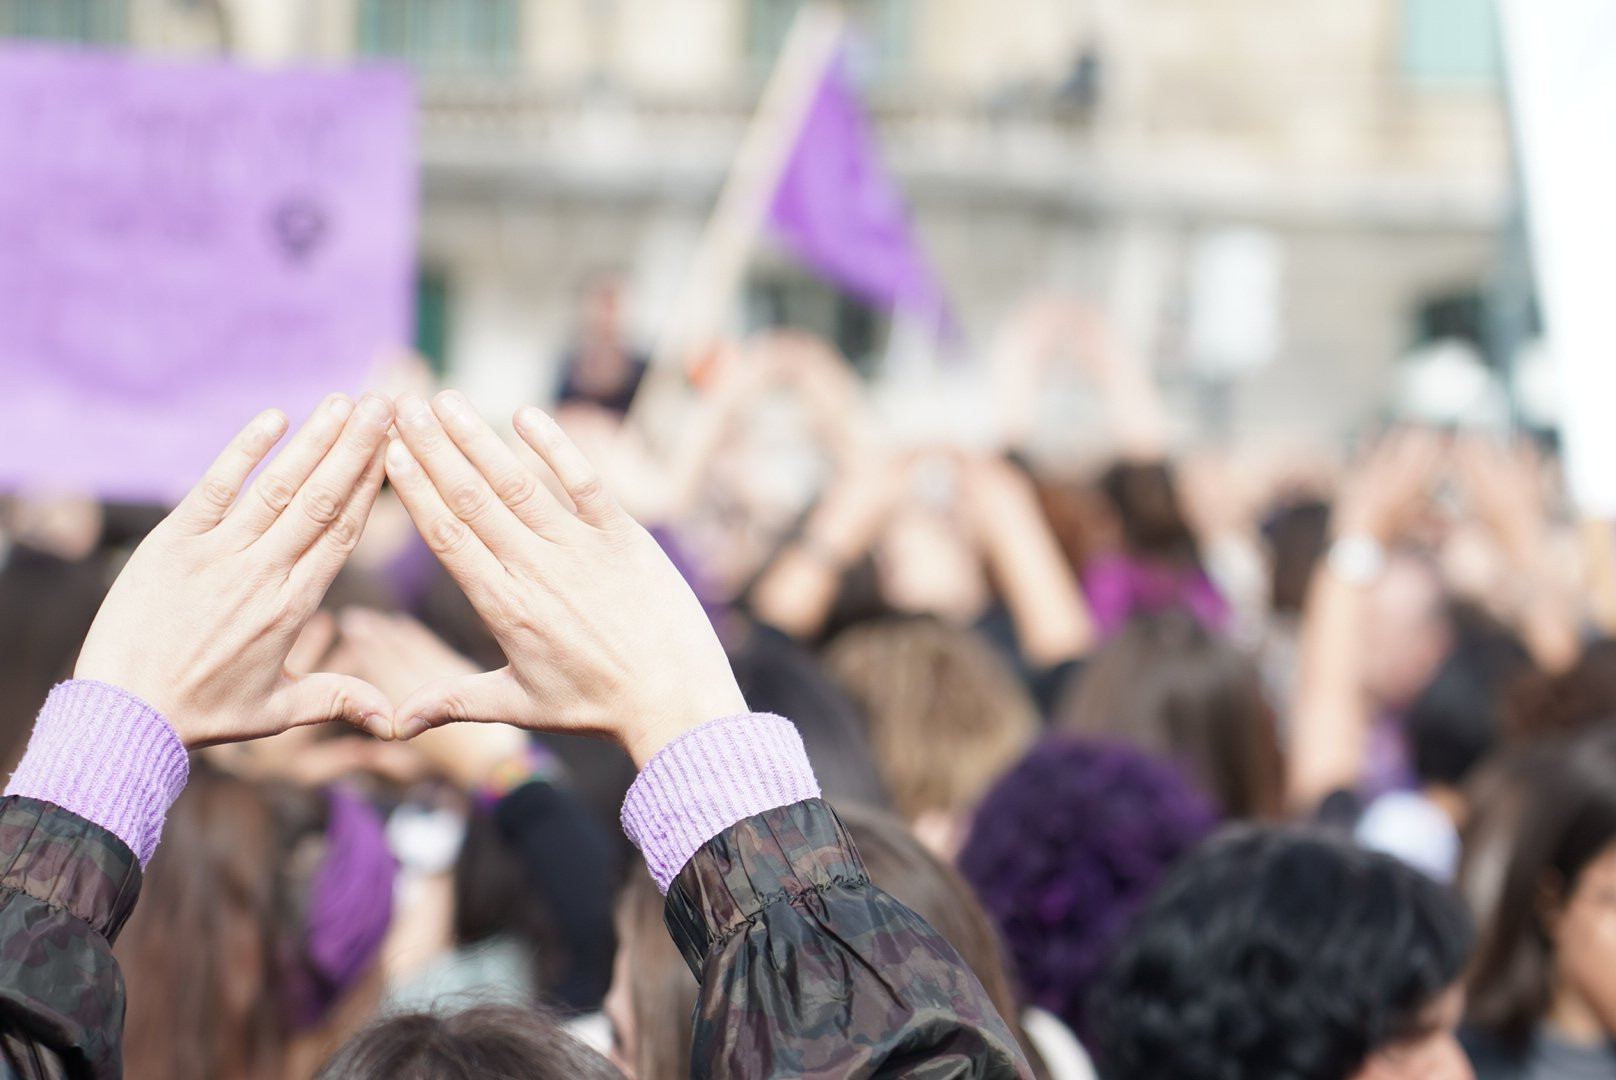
[1326, 533, 1388, 587]
[621, 683, 751, 770]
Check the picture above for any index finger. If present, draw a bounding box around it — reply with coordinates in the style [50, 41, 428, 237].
[170, 409, 290, 534]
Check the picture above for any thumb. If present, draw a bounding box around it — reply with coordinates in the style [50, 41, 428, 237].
[276, 672, 396, 740]
[393, 667, 530, 740]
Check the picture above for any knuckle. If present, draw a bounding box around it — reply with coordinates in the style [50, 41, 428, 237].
[427, 516, 471, 556]
[201, 476, 238, 509]
[494, 468, 540, 510]
[256, 474, 298, 514]
[448, 482, 488, 519]
[302, 485, 346, 526]
[570, 475, 605, 508]
[324, 508, 363, 550]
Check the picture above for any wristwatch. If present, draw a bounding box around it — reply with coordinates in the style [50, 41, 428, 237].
[1327, 533, 1387, 586]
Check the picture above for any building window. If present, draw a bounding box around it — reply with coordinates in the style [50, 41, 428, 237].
[1400, 0, 1500, 88]
[415, 269, 452, 377]
[745, 271, 886, 378]
[0, 0, 128, 42]
[356, 0, 520, 75]
[749, 0, 909, 83]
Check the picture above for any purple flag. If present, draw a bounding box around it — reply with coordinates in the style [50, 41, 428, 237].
[765, 51, 949, 324]
[0, 45, 415, 502]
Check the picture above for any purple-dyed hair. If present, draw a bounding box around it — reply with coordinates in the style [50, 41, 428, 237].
[958, 736, 1216, 1038]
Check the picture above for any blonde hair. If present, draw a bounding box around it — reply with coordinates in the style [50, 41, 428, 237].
[824, 618, 1038, 822]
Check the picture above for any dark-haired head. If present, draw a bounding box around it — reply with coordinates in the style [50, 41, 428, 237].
[727, 620, 889, 808]
[1265, 499, 1331, 617]
[1098, 460, 1201, 568]
[1504, 638, 1616, 744]
[959, 737, 1216, 1040]
[1056, 610, 1284, 819]
[1464, 725, 1616, 1053]
[1404, 603, 1533, 789]
[1092, 827, 1474, 1080]
[316, 1005, 621, 1080]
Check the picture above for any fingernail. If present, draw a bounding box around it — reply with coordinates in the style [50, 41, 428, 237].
[258, 410, 289, 439]
[363, 713, 394, 741]
[327, 394, 354, 419]
[394, 715, 430, 740]
[398, 394, 430, 424]
[357, 393, 392, 428]
[385, 439, 417, 473]
[514, 406, 543, 432]
[436, 391, 469, 421]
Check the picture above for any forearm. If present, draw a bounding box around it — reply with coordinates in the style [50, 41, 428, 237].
[1287, 566, 1373, 810]
[748, 546, 848, 641]
[980, 516, 1095, 668]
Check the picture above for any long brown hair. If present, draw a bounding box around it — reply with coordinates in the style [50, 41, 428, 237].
[824, 618, 1039, 822]
[116, 765, 334, 1080]
[1463, 726, 1616, 1051]
[1056, 610, 1282, 819]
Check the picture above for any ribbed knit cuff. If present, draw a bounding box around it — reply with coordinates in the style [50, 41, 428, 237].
[621, 713, 820, 893]
[6, 681, 190, 868]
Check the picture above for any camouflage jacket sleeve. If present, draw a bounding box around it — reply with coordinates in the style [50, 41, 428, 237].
[0, 797, 141, 1080]
[664, 798, 1033, 1079]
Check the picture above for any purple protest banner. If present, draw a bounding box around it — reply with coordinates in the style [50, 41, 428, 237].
[0, 45, 415, 503]
[765, 49, 950, 327]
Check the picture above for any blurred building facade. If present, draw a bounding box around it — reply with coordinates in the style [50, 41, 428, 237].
[1, 0, 1512, 445]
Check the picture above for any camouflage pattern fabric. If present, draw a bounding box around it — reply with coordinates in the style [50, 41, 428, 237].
[0, 797, 140, 1080]
[665, 799, 1034, 1079]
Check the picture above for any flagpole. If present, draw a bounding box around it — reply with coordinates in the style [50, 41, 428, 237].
[627, 1, 845, 437]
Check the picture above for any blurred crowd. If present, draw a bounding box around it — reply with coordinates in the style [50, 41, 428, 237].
[5, 278, 1616, 1080]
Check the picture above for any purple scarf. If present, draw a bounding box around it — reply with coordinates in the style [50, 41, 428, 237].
[282, 787, 397, 1031]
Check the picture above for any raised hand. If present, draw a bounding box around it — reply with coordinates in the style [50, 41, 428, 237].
[1332, 428, 1445, 542]
[384, 391, 747, 766]
[73, 394, 397, 747]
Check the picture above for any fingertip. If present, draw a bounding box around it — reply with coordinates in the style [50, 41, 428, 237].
[257, 408, 290, 441]
[397, 393, 431, 425]
[361, 711, 396, 741]
[514, 405, 547, 435]
[393, 713, 431, 741]
[325, 393, 355, 420]
[385, 438, 418, 474]
[355, 392, 395, 429]
[434, 389, 472, 420]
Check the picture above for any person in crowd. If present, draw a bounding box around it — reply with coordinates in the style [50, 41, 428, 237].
[1092, 827, 1475, 1080]
[317, 1005, 622, 1079]
[1084, 460, 1230, 635]
[1290, 431, 1579, 816]
[1462, 726, 1616, 1078]
[824, 616, 1040, 857]
[1356, 605, 1533, 882]
[554, 271, 650, 418]
[331, 607, 621, 1014]
[117, 766, 396, 1080]
[959, 738, 1217, 1044]
[604, 803, 1073, 1079]
[0, 391, 1031, 1078]
[1054, 610, 1283, 819]
[1503, 638, 1616, 744]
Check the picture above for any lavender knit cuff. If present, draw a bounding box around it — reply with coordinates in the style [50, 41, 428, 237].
[5, 681, 190, 868]
[621, 713, 820, 893]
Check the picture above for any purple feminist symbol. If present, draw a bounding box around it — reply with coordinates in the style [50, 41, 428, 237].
[272, 196, 328, 264]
